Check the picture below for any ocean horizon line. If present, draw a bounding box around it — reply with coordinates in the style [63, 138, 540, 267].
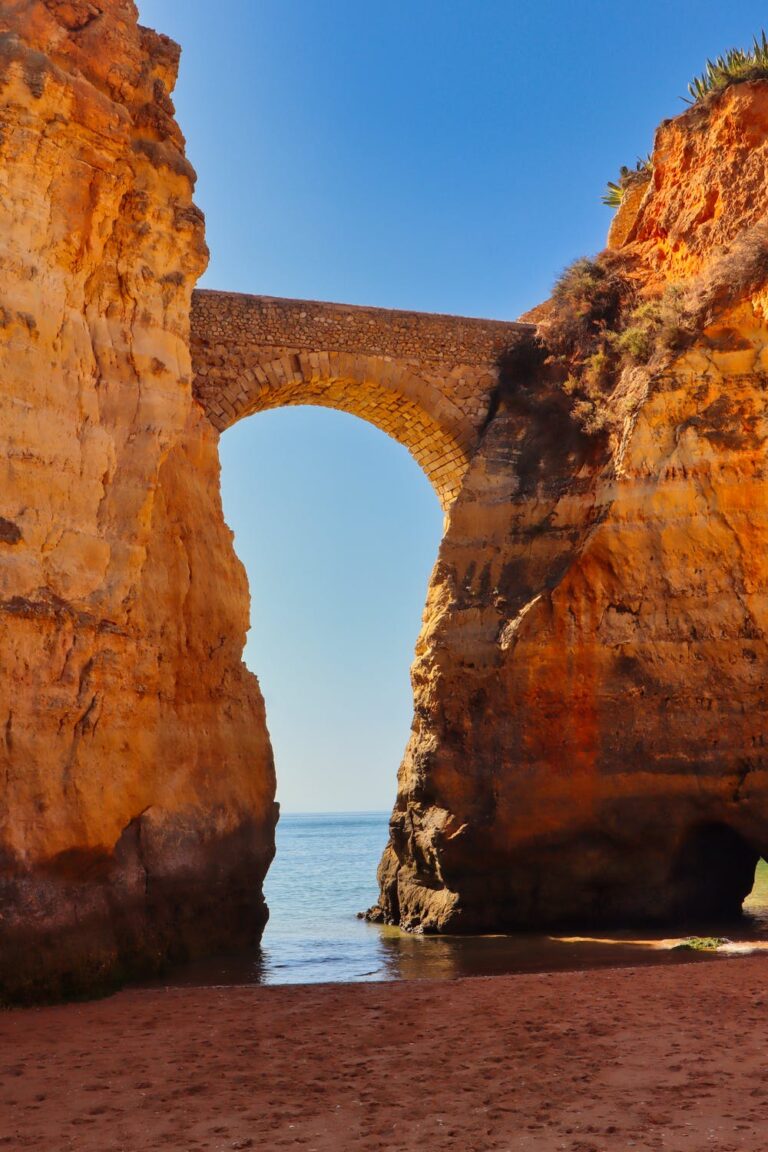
[277, 809, 390, 818]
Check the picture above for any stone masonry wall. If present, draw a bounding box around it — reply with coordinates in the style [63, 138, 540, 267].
[190, 290, 532, 507]
[192, 291, 529, 365]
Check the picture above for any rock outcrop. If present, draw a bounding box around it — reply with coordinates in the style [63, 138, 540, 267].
[374, 80, 768, 932]
[0, 1, 276, 999]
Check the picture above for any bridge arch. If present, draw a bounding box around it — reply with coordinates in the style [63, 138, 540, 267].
[190, 290, 532, 509]
[197, 348, 476, 507]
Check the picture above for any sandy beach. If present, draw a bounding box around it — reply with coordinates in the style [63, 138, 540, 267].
[1, 955, 767, 1151]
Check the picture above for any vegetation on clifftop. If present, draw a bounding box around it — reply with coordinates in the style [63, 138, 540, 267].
[530, 33, 768, 438]
[542, 217, 768, 437]
[603, 32, 768, 208]
[686, 30, 768, 103]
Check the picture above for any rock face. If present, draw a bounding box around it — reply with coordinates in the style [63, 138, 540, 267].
[0, 1, 276, 998]
[375, 82, 768, 932]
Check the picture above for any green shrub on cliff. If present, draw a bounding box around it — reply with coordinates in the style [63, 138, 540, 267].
[686, 31, 768, 103]
[547, 259, 693, 373]
[548, 255, 628, 363]
[544, 260, 695, 436]
[612, 286, 690, 365]
[545, 255, 631, 434]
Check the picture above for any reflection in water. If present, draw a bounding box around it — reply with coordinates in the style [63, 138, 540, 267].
[154, 813, 768, 990]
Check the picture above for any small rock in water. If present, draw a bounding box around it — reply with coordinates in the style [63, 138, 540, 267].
[672, 936, 730, 952]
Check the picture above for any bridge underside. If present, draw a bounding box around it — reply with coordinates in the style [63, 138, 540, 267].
[195, 347, 477, 507]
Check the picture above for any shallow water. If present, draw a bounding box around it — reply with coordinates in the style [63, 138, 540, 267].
[158, 811, 768, 988]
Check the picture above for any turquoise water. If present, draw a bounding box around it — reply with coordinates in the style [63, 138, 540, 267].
[157, 812, 768, 988]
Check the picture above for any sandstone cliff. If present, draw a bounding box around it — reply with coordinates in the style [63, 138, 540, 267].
[0, 0, 276, 998]
[374, 80, 768, 932]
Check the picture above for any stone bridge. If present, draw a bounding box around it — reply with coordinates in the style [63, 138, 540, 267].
[190, 290, 533, 508]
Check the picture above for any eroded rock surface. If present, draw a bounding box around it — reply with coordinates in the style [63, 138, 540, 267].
[375, 82, 768, 932]
[0, 0, 276, 998]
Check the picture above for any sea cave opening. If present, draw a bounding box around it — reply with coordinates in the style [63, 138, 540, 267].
[671, 821, 768, 922]
[219, 404, 443, 982]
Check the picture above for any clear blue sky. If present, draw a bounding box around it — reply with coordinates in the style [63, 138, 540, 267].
[139, 1, 766, 811]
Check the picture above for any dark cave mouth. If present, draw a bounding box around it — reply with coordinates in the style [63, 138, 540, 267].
[671, 822, 764, 922]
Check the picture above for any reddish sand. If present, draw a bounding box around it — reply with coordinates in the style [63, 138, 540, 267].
[1, 957, 767, 1151]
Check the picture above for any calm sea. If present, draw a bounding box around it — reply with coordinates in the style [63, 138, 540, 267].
[156, 810, 768, 989]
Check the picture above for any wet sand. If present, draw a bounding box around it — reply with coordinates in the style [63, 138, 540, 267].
[1, 955, 767, 1151]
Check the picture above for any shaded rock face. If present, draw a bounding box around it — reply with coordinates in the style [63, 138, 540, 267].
[0, 1, 276, 998]
[376, 83, 768, 933]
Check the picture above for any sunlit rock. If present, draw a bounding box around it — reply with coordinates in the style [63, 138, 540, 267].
[374, 80, 768, 933]
[0, 0, 276, 999]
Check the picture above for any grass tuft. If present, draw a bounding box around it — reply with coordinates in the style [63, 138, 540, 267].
[611, 286, 690, 365]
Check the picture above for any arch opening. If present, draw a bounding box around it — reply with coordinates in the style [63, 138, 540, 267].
[202, 357, 476, 509]
[217, 403, 444, 981]
[219, 403, 443, 814]
[670, 822, 759, 921]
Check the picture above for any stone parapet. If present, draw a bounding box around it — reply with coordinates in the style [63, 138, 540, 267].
[192, 290, 531, 366]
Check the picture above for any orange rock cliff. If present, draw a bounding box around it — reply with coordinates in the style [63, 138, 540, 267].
[3, 2, 768, 998]
[0, 0, 276, 998]
[375, 80, 768, 932]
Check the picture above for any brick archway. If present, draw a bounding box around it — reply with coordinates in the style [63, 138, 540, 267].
[191, 290, 532, 508]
